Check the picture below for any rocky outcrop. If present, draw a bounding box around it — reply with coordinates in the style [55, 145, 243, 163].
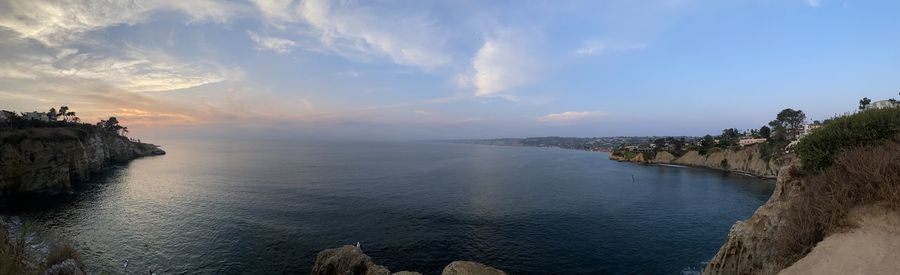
[311, 245, 506, 275]
[311, 246, 391, 275]
[442, 261, 507, 275]
[0, 127, 164, 195]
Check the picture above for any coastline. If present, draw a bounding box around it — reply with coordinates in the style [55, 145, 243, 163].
[608, 145, 788, 180]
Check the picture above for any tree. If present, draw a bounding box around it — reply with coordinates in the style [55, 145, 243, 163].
[769, 108, 806, 141]
[97, 117, 127, 135]
[759, 125, 771, 138]
[699, 134, 715, 155]
[716, 128, 741, 148]
[47, 107, 58, 121]
[859, 97, 872, 110]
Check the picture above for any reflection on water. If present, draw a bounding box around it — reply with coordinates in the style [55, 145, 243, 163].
[2, 140, 773, 274]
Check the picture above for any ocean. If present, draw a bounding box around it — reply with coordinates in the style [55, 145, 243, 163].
[2, 139, 773, 274]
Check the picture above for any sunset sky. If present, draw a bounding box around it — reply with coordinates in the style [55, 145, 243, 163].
[1, 0, 899, 139]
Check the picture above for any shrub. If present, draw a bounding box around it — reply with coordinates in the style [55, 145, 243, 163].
[796, 107, 900, 171]
[775, 139, 900, 267]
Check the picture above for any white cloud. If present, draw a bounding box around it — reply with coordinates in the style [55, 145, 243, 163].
[47, 48, 227, 92]
[574, 41, 647, 57]
[538, 111, 609, 124]
[249, 0, 452, 69]
[251, 0, 299, 28]
[0, 67, 37, 79]
[470, 30, 541, 99]
[0, 0, 245, 46]
[806, 0, 821, 7]
[248, 31, 297, 53]
[0, 36, 229, 92]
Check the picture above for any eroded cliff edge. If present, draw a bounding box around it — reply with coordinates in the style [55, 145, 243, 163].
[0, 127, 164, 195]
[610, 144, 789, 178]
[703, 139, 900, 275]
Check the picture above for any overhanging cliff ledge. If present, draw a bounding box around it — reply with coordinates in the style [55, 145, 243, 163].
[0, 127, 164, 195]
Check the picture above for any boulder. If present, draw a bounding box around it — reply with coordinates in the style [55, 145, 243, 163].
[441, 261, 507, 275]
[311, 245, 391, 275]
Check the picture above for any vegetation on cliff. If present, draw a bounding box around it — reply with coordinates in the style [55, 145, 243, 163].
[773, 107, 900, 267]
[796, 107, 900, 171]
[705, 105, 900, 274]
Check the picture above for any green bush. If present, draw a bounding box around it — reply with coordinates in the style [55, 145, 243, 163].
[796, 107, 900, 170]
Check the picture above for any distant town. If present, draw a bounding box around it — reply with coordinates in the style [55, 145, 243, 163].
[457, 97, 899, 159]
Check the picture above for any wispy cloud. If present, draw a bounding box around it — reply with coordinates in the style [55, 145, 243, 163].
[0, 0, 245, 46]
[469, 29, 542, 99]
[250, 0, 453, 69]
[539, 111, 609, 124]
[248, 31, 297, 54]
[574, 41, 647, 57]
[805, 0, 822, 7]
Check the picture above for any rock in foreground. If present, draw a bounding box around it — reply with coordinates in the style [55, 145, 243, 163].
[442, 261, 507, 275]
[311, 245, 506, 275]
[311, 246, 390, 275]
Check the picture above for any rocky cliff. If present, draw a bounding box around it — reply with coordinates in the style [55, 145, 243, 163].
[611, 145, 789, 178]
[704, 138, 900, 274]
[311, 245, 507, 275]
[0, 127, 164, 195]
[702, 164, 801, 274]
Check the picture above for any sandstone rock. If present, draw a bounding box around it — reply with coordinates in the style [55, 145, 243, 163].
[703, 164, 801, 275]
[392, 271, 423, 275]
[650, 151, 676, 163]
[311, 245, 391, 275]
[441, 261, 507, 275]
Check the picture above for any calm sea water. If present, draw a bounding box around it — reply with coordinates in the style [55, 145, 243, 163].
[3, 140, 773, 274]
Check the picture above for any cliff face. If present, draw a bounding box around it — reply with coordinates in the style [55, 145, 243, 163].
[703, 164, 802, 274]
[665, 146, 784, 178]
[704, 138, 900, 275]
[0, 128, 164, 195]
[611, 145, 788, 178]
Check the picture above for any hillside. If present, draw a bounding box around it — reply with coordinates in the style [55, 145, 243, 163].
[704, 107, 900, 274]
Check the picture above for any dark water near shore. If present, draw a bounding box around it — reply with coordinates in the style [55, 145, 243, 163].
[3, 140, 773, 274]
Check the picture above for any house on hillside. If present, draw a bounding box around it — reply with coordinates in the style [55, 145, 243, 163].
[865, 99, 900, 110]
[739, 138, 767, 147]
[22, 112, 49, 122]
[799, 123, 823, 139]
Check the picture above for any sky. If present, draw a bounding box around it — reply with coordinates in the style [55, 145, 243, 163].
[1, 0, 899, 140]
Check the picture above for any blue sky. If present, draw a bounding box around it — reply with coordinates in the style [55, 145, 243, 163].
[1, 0, 898, 139]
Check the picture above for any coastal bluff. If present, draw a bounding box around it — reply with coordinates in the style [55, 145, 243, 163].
[0, 127, 164, 195]
[610, 144, 788, 178]
[311, 245, 507, 275]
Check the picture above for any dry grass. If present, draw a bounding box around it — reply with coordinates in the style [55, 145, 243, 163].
[774, 138, 900, 267]
[0, 222, 28, 275]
